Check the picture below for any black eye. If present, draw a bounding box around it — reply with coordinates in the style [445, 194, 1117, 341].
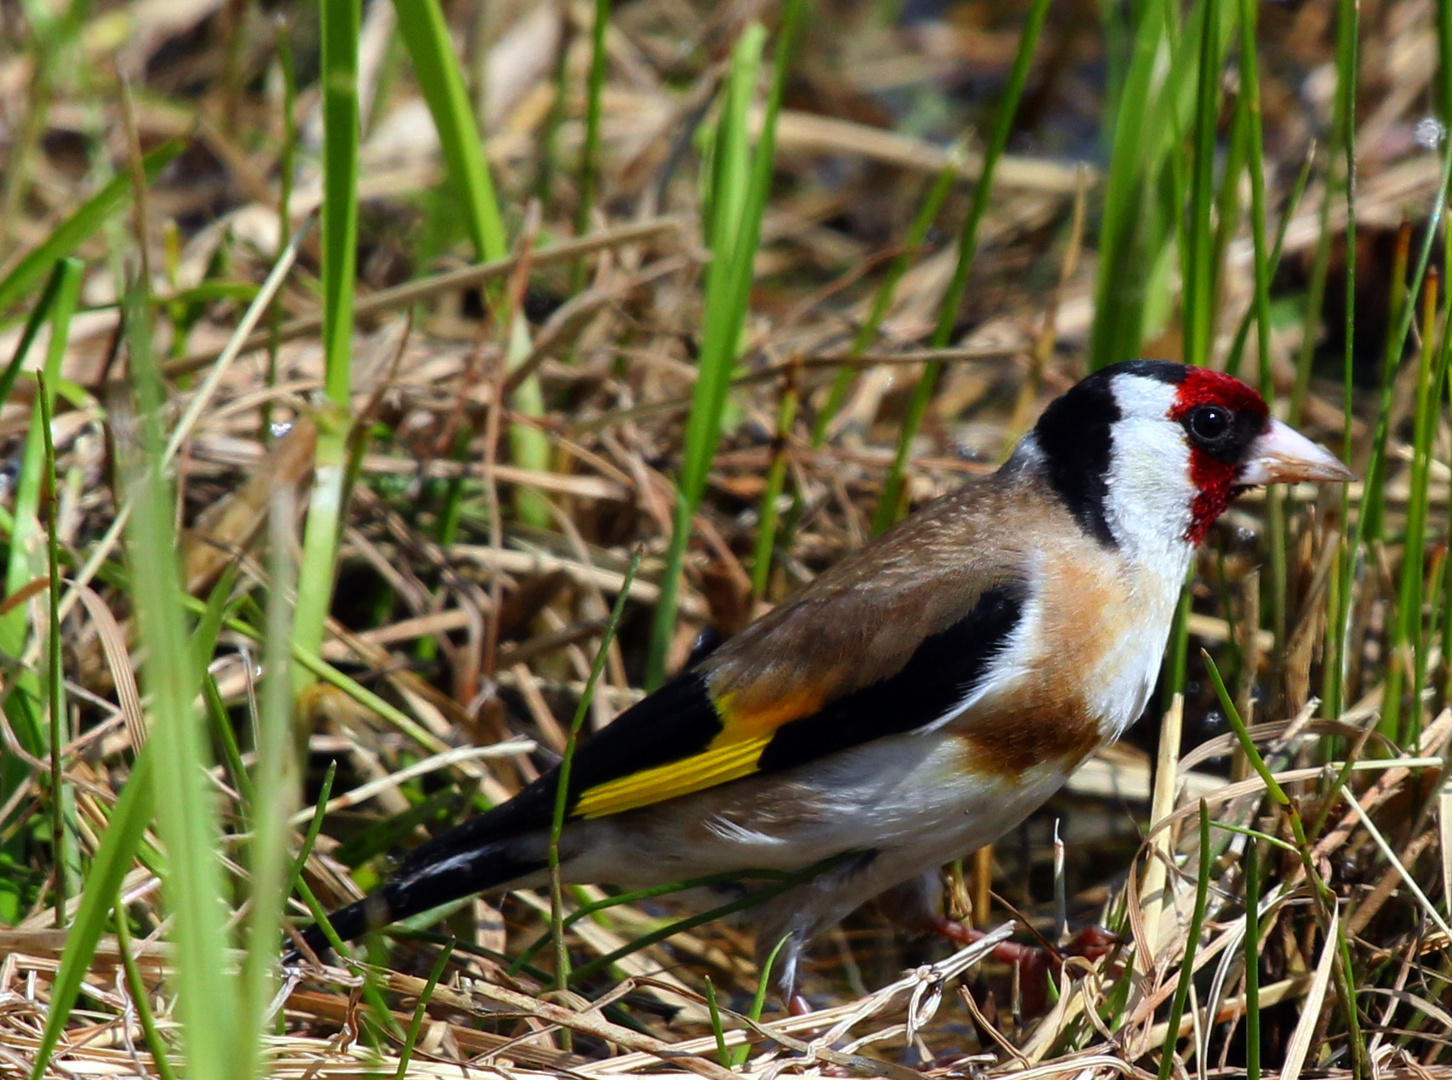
[1188, 405, 1231, 442]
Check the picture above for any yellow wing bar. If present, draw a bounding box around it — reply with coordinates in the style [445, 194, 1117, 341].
[573, 735, 770, 818]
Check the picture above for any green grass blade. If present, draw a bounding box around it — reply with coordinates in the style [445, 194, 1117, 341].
[1, 259, 84, 925]
[705, 977, 730, 1067]
[731, 933, 788, 1065]
[811, 152, 958, 446]
[38, 263, 84, 921]
[550, 551, 641, 988]
[646, 4, 804, 687]
[576, 0, 611, 249]
[393, 0, 550, 527]
[392, 0, 506, 262]
[292, 0, 360, 693]
[751, 365, 800, 598]
[1180, 0, 1221, 371]
[1157, 800, 1212, 1080]
[874, 0, 1051, 531]
[395, 939, 455, 1080]
[1244, 838, 1261, 1080]
[0, 259, 67, 410]
[239, 489, 302, 1080]
[27, 747, 156, 1080]
[1324, 0, 1360, 725]
[37, 370, 70, 926]
[115, 894, 180, 1080]
[568, 852, 853, 984]
[3, 259, 82, 651]
[1203, 649, 1288, 806]
[122, 278, 239, 1080]
[1089, 0, 1169, 370]
[0, 141, 183, 316]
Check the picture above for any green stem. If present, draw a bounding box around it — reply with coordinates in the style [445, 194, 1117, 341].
[874, 0, 1052, 532]
[550, 551, 641, 990]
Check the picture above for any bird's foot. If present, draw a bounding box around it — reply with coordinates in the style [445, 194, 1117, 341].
[923, 916, 1117, 1015]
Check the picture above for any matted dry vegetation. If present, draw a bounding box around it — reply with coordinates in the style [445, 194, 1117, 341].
[4, 0, 1452, 1077]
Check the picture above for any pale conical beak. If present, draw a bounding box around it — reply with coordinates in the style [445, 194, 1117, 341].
[1238, 418, 1355, 487]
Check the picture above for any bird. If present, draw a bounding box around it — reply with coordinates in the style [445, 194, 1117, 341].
[295, 359, 1352, 1007]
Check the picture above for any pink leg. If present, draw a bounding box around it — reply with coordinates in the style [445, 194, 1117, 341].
[924, 916, 1117, 1015]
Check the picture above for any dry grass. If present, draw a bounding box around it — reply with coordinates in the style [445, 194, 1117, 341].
[5, 0, 1452, 1077]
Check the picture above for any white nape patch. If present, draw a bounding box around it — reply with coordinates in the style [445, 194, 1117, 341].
[1104, 374, 1197, 578]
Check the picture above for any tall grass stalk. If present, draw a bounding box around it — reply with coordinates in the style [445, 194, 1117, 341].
[395, 940, 456, 1080]
[1351, 154, 1450, 744]
[874, 0, 1050, 531]
[1324, 0, 1360, 726]
[266, 18, 298, 444]
[28, 747, 157, 1080]
[1288, 144, 1331, 425]
[238, 488, 302, 1080]
[1244, 838, 1261, 1080]
[1384, 272, 1442, 746]
[393, 0, 551, 526]
[1180, 0, 1220, 372]
[121, 278, 240, 1080]
[1205, 650, 1367, 1068]
[393, 0, 506, 260]
[645, 1, 804, 687]
[751, 361, 800, 599]
[1227, 145, 1314, 380]
[292, 0, 360, 694]
[550, 551, 641, 991]
[36, 371, 68, 925]
[1157, 800, 1211, 1080]
[1234, 0, 1289, 666]
[576, 0, 611, 248]
[811, 152, 959, 445]
[40, 259, 85, 911]
[115, 898, 180, 1080]
[1091, 1, 1235, 370]
[0, 258, 83, 923]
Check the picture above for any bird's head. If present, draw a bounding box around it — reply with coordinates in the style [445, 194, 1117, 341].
[1024, 359, 1353, 556]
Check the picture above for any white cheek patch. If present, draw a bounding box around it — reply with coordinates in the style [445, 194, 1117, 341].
[1103, 375, 1197, 575]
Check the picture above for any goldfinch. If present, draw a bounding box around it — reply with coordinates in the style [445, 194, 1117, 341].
[298, 360, 1351, 1002]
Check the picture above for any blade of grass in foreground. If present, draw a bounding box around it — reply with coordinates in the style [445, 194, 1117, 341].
[238, 487, 302, 1080]
[121, 277, 240, 1079]
[27, 748, 157, 1080]
[292, 0, 359, 694]
[645, 0, 805, 688]
[874, 0, 1051, 532]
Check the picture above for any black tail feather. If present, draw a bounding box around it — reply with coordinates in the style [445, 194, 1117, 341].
[290, 828, 548, 960]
